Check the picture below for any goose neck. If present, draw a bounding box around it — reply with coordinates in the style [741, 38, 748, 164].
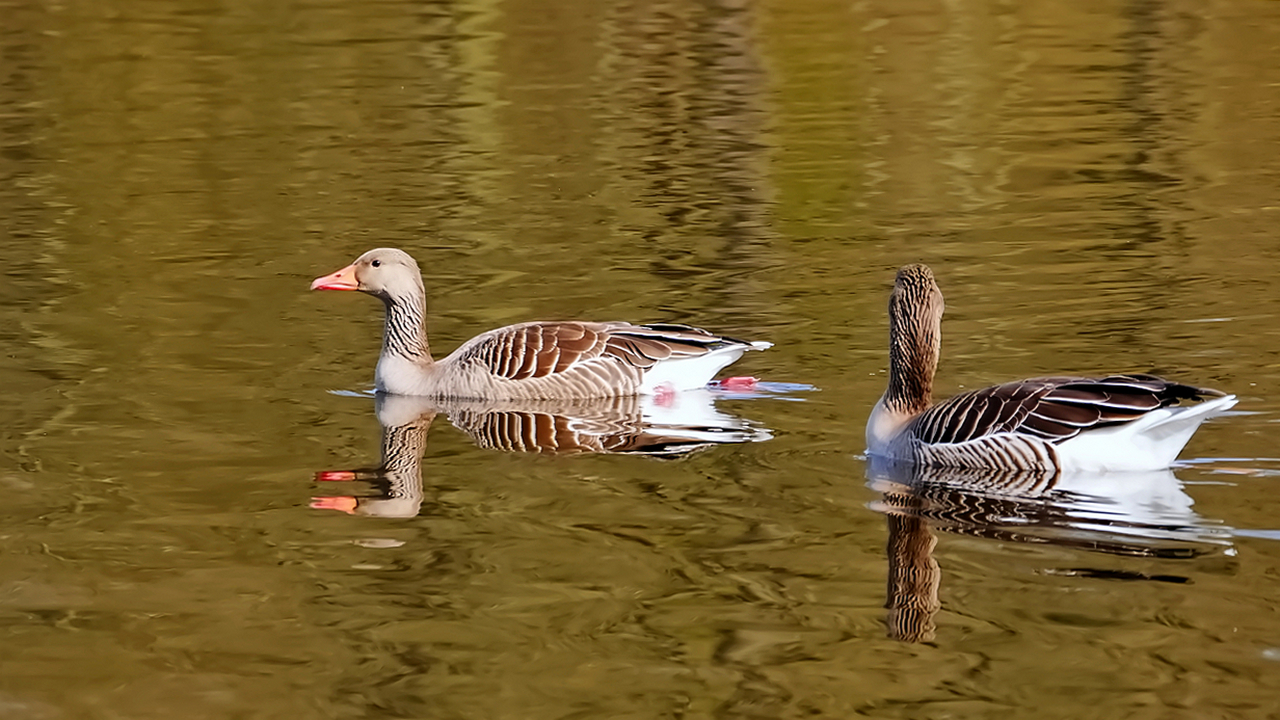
[885, 288, 940, 415]
[381, 291, 433, 364]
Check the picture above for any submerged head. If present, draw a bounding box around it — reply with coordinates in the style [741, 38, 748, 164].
[310, 248, 424, 302]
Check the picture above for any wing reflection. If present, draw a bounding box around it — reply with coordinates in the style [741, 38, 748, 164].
[313, 391, 772, 518]
[430, 390, 772, 456]
[866, 457, 1232, 643]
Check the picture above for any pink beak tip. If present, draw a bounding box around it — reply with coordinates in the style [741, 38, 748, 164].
[310, 265, 358, 291]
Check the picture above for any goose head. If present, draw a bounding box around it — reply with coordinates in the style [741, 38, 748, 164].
[890, 264, 944, 325]
[310, 248, 425, 304]
[887, 263, 946, 413]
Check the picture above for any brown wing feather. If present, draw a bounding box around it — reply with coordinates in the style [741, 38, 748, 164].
[509, 330, 536, 379]
[443, 398, 731, 456]
[454, 321, 755, 382]
[611, 323, 748, 353]
[553, 324, 598, 373]
[452, 322, 607, 380]
[912, 379, 1058, 444]
[910, 374, 1222, 446]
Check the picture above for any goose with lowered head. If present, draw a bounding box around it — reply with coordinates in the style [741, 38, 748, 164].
[866, 264, 1236, 472]
[310, 248, 771, 400]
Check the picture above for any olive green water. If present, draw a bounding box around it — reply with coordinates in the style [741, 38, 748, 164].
[3, 0, 1280, 717]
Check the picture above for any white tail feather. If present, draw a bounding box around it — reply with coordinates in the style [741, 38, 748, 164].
[1056, 394, 1238, 472]
[638, 343, 768, 393]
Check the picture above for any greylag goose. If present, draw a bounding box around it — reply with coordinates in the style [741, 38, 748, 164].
[869, 458, 1228, 643]
[312, 391, 772, 516]
[310, 248, 771, 399]
[866, 264, 1237, 472]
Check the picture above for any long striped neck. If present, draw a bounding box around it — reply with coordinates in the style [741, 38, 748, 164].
[884, 502, 940, 643]
[381, 289, 433, 364]
[886, 267, 942, 415]
[380, 414, 434, 496]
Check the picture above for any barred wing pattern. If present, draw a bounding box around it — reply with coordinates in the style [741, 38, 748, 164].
[452, 321, 754, 380]
[449, 405, 726, 456]
[905, 374, 1226, 468]
[911, 374, 1221, 445]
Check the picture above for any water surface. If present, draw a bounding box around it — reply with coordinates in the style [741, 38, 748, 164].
[2, 0, 1280, 717]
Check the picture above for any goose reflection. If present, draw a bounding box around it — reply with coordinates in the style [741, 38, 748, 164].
[313, 390, 772, 518]
[866, 457, 1231, 643]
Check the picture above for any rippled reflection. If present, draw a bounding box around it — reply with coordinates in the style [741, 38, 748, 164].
[314, 391, 771, 518]
[2, 0, 1278, 712]
[867, 457, 1232, 642]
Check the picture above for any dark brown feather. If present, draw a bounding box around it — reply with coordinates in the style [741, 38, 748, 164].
[944, 392, 984, 441]
[1019, 414, 1082, 440]
[1029, 402, 1102, 427]
[910, 374, 1224, 446]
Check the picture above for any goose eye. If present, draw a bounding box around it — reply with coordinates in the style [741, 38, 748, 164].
[371, 259, 381, 268]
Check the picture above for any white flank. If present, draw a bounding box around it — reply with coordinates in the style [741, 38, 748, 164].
[637, 341, 771, 394]
[1055, 394, 1238, 472]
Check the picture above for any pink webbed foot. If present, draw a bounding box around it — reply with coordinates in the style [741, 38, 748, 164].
[653, 382, 677, 408]
[712, 376, 759, 391]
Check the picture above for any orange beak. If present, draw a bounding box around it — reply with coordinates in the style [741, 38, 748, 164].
[310, 496, 359, 514]
[310, 263, 359, 291]
[314, 470, 359, 482]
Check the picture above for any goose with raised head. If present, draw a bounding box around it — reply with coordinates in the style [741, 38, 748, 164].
[311, 248, 771, 399]
[866, 264, 1237, 472]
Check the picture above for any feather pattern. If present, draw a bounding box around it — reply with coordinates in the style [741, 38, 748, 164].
[313, 393, 772, 516]
[866, 265, 1236, 471]
[312, 248, 770, 399]
[442, 394, 767, 456]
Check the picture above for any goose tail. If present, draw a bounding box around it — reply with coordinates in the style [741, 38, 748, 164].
[1145, 393, 1237, 438]
[1057, 393, 1238, 472]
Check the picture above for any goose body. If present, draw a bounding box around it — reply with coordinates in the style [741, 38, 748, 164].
[311, 248, 770, 399]
[866, 264, 1236, 472]
[312, 390, 773, 517]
